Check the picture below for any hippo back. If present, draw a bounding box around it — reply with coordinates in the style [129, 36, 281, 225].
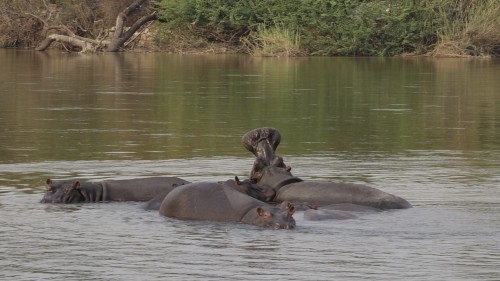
[277, 181, 412, 209]
[101, 177, 189, 202]
[159, 182, 262, 222]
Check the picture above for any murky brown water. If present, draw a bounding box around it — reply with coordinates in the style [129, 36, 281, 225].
[1, 50, 500, 280]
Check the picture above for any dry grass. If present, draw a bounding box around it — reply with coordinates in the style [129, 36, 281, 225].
[0, 0, 151, 48]
[153, 24, 241, 54]
[433, 0, 500, 57]
[248, 24, 303, 57]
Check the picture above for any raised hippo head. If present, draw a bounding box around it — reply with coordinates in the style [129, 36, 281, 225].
[249, 201, 296, 230]
[242, 127, 281, 160]
[40, 179, 84, 203]
[242, 128, 300, 187]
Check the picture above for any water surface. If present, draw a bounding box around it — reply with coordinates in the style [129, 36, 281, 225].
[1, 50, 500, 280]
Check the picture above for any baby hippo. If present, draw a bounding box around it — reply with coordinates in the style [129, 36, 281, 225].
[159, 182, 296, 230]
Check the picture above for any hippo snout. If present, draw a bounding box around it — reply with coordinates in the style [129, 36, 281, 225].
[40, 195, 56, 203]
[274, 221, 296, 230]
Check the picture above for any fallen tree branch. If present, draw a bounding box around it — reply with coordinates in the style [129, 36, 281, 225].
[35, 0, 156, 53]
[35, 34, 91, 52]
[124, 20, 154, 47]
[107, 11, 156, 51]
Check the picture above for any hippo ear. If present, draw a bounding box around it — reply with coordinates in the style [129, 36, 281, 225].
[251, 173, 263, 183]
[65, 181, 81, 194]
[256, 207, 271, 218]
[45, 179, 53, 192]
[235, 176, 241, 185]
[281, 201, 295, 215]
[285, 166, 292, 172]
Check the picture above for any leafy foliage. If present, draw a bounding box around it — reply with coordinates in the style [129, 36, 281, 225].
[157, 0, 445, 56]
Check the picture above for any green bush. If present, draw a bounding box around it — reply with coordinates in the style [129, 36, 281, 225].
[155, 0, 498, 56]
[157, 0, 445, 56]
[3, 0, 495, 56]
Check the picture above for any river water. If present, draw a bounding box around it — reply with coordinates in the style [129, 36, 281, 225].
[1, 50, 499, 280]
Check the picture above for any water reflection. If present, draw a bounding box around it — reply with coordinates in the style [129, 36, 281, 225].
[1, 51, 500, 163]
[1, 50, 500, 280]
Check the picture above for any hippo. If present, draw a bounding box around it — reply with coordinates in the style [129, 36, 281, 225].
[241, 127, 412, 210]
[40, 177, 190, 203]
[143, 176, 275, 211]
[302, 203, 381, 221]
[304, 208, 358, 220]
[159, 182, 296, 229]
[223, 176, 276, 202]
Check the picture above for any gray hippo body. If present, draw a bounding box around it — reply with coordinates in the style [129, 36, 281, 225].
[304, 208, 358, 220]
[241, 127, 412, 210]
[143, 176, 274, 211]
[41, 177, 189, 203]
[273, 172, 411, 209]
[159, 182, 296, 229]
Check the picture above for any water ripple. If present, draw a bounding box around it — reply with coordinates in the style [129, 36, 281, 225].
[1, 152, 500, 280]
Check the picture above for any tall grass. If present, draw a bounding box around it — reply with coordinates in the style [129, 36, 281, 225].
[433, 0, 500, 57]
[248, 24, 302, 57]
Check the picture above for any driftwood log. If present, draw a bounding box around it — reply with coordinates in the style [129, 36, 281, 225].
[35, 0, 156, 52]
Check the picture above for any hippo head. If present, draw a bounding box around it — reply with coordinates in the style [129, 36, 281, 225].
[242, 128, 300, 188]
[253, 165, 303, 191]
[241, 128, 286, 172]
[249, 154, 291, 181]
[252, 201, 296, 230]
[40, 179, 84, 203]
[224, 176, 276, 202]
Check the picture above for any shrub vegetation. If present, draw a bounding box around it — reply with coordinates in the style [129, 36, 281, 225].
[156, 0, 499, 57]
[1, 0, 498, 57]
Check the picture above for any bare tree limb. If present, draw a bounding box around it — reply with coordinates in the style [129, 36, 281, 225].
[107, 11, 157, 51]
[35, 34, 91, 52]
[111, 0, 147, 43]
[35, 0, 156, 53]
[25, 12, 49, 29]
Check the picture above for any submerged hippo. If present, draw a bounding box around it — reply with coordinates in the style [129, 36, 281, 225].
[159, 182, 296, 229]
[241, 127, 412, 210]
[40, 177, 189, 203]
[302, 203, 381, 221]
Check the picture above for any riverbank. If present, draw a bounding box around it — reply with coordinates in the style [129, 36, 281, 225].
[1, 0, 499, 57]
